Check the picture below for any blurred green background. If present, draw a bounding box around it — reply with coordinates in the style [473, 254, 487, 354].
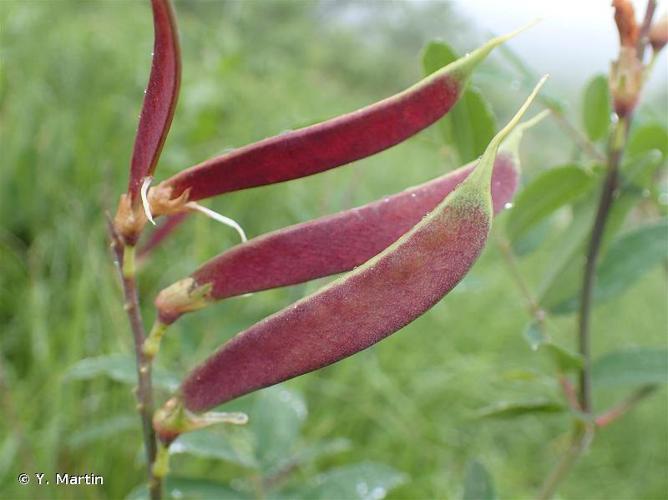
[1, 1, 666, 499]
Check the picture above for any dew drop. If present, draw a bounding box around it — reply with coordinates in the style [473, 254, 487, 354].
[504, 202, 514, 210]
[356, 482, 369, 496]
[410, 193, 417, 198]
[370, 486, 387, 500]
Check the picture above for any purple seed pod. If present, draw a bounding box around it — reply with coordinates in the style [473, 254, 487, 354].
[156, 26, 533, 204]
[164, 77, 547, 416]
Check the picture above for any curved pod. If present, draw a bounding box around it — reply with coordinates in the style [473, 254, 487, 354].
[175, 78, 547, 413]
[128, 0, 181, 201]
[160, 26, 532, 203]
[155, 153, 518, 324]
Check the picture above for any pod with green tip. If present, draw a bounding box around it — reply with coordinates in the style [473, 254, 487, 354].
[152, 109, 550, 327]
[157, 24, 536, 203]
[151, 77, 548, 431]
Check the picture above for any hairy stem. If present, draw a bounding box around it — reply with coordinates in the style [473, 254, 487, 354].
[109, 222, 162, 500]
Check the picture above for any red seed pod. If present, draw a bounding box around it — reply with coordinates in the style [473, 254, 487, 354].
[169, 78, 547, 415]
[128, 0, 181, 202]
[155, 154, 520, 325]
[157, 26, 533, 204]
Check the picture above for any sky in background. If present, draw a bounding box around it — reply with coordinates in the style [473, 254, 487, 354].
[457, 0, 667, 93]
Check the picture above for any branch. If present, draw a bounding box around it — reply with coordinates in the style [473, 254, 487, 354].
[595, 385, 657, 427]
[494, 231, 546, 326]
[537, 424, 594, 500]
[108, 218, 162, 500]
[576, 118, 627, 414]
[550, 108, 607, 164]
[637, 0, 658, 59]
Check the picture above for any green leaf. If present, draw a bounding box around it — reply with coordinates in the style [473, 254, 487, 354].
[543, 343, 584, 373]
[475, 400, 566, 419]
[462, 460, 496, 500]
[511, 218, 553, 256]
[621, 150, 663, 190]
[627, 122, 668, 159]
[127, 477, 247, 500]
[582, 75, 611, 141]
[446, 90, 497, 163]
[278, 438, 351, 471]
[63, 354, 178, 391]
[422, 40, 457, 77]
[169, 429, 257, 469]
[522, 322, 583, 372]
[304, 462, 407, 500]
[250, 386, 307, 472]
[540, 190, 640, 314]
[595, 219, 668, 300]
[592, 347, 668, 387]
[506, 165, 597, 252]
[68, 415, 137, 449]
[422, 41, 496, 163]
[552, 219, 668, 313]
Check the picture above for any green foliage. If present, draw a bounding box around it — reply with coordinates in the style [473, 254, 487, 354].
[0, 1, 666, 499]
[506, 165, 597, 254]
[462, 461, 496, 500]
[475, 400, 565, 419]
[627, 122, 668, 159]
[552, 219, 668, 313]
[301, 462, 407, 500]
[64, 354, 179, 391]
[128, 477, 245, 500]
[582, 75, 611, 141]
[422, 41, 496, 163]
[592, 348, 668, 387]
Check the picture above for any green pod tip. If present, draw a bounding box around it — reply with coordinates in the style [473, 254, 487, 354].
[499, 108, 551, 167]
[445, 19, 540, 84]
[465, 74, 549, 193]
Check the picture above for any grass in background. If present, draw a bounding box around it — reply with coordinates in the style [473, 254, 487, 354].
[0, 1, 666, 499]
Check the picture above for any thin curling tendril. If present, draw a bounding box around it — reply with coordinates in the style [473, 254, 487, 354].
[186, 202, 248, 243]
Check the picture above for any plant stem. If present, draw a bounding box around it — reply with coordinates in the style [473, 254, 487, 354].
[494, 231, 546, 325]
[637, 0, 657, 59]
[536, 424, 593, 500]
[595, 385, 657, 427]
[537, 116, 631, 500]
[108, 222, 162, 500]
[577, 118, 626, 414]
[550, 108, 607, 164]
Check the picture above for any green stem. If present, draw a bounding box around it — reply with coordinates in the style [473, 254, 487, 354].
[494, 231, 546, 326]
[550, 108, 606, 164]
